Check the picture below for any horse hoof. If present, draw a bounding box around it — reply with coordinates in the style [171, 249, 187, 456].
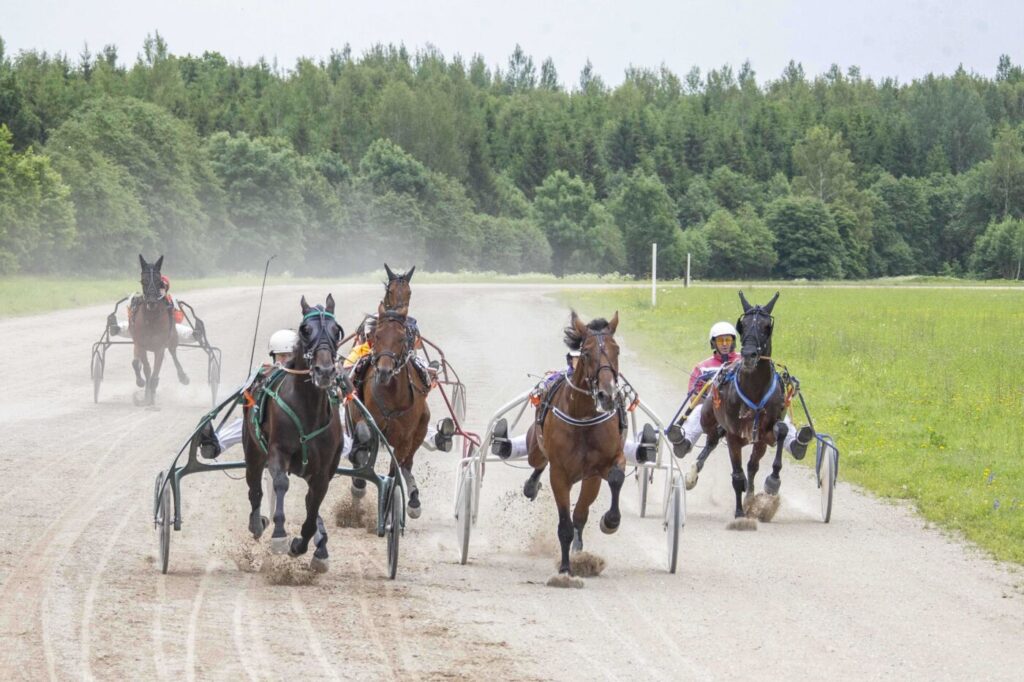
[288, 538, 306, 557]
[351, 481, 367, 499]
[523, 479, 541, 501]
[727, 517, 758, 531]
[179, 374, 190, 386]
[764, 475, 781, 496]
[546, 573, 584, 589]
[270, 536, 289, 555]
[685, 465, 699, 491]
[599, 513, 619, 535]
[135, 378, 146, 388]
[309, 556, 329, 573]
[407, 501, 422, 519]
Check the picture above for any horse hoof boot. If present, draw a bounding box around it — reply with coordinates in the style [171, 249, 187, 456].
[407, 500, 422, 519]
[491, 418, 512, 458]
[599, 513, 620, 535]
[523, 478, 541, 501]
[309, 556, 329, 573]
[289, 537, 307, 557]
[764, 474, 781, 496]
[270, 536, 290, 555]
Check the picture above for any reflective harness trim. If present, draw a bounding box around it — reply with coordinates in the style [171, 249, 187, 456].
[731, 369, 779, 439]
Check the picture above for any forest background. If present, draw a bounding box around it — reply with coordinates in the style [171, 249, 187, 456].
[2, 34, 1023, 280]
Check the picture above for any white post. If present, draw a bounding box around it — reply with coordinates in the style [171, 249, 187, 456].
[686, 252, 691, 288]
[651, 243, 657, 306]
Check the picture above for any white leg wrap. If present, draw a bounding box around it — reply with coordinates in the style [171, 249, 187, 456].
[682, 404, 704, 443]
[509, 434, 528, 460]
[216, 418, 244, 451]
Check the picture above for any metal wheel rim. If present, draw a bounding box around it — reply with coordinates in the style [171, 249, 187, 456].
[386, 497, 399, 579]
[820, 448, 834, 523]
[636, 468, 649, 518]
[156, 472, 171, 574]
[457, 469, 472, 565]
[91, 352, 103, 403]
[666, 484, 681, 573]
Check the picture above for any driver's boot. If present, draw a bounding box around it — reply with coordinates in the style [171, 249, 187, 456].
[490, 418, 512, 459]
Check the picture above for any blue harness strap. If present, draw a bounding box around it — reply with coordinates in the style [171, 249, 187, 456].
[732, 370, 779, 438]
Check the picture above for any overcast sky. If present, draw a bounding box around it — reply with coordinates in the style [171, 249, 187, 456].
[3, 1, 1022, 86]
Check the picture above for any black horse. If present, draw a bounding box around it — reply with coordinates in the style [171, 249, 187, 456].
[129, 254, 189, 406]
[701, 292, 808, 523]
[242, 295, 344, 572]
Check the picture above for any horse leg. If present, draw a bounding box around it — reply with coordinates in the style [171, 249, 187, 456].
[402, 461, 421, 519]
[310, 515, 330, 573]
[523, 425, 547, 501]
[600, 465, 625, 534]
[168, 344, 190, 385]
[245, 455, 266, 539]
[765, 435, 783, 495]
[268, 449, 290, 554]
[746, 441, 767, 505]
[132, 347, 146, 388]
[549, 467, 574, 575]
[147, 349, 165, 405]
[571, 477, 602, 552]
[727, 435, 746, 518]
[290, 476, 328, 561]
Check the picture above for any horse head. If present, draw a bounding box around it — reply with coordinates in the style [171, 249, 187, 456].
[736, 291, 779, 370]
[298, 294, 343, 390]
[566, 310, 620, 413]
[382, 263, 414, 314]
[138, 254, 164, 308]
[372, 301, 412, 385]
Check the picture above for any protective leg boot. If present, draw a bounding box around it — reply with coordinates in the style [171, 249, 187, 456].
[490, 418, 512, 459]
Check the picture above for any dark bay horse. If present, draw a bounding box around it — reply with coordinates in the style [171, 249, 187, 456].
[701, 292, 789, 522]
[129, 254, 189, 406]
[242, 295, 344, 572]
[523, 312, 626, 576]
[351, 302, 430, 518]
[383, 263, 414, 315]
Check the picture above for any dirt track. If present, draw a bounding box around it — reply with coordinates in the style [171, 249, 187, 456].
[0, 283, 1021, 681]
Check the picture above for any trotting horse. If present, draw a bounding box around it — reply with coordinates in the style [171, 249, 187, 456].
[242, 295, 344, 572]
[350, 302, 431, 518]
[523, 312, 626, 576]
[129, 254, 190, 406]
[701, 291, 789, 523]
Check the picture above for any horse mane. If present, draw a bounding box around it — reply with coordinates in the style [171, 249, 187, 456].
[563, 317, 610, 350]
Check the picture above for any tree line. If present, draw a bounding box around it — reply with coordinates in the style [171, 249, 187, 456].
[1, 34, 1023, 279]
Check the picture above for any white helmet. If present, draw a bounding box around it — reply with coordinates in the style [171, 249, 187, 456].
[708, 321, 738, 342]
[268, 329, 298, 356]
[567, 347, 582, 358]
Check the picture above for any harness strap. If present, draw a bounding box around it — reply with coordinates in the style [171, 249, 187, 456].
[732, 370, 779, 440]
[251, 369, 338, 477]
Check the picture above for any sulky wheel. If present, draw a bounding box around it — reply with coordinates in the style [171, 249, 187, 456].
[154, 470, 172, 574]
[386, 491, 401, 580]
[636, 466, 651, 518]
[208, 356, 221, 407]
[456, 464, 473, 565]
[665, 476, 684, 574]
[817, 436, 837, 523]
[91, 350, 104, 403]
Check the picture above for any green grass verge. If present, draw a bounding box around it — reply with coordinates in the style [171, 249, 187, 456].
[563, 286, 1024, 564]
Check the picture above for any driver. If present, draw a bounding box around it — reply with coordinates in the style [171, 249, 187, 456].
[667, 321, 812, 458]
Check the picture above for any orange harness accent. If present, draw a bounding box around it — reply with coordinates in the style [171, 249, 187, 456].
[242, 390, 256, 409]
[712, 382, 722, 410]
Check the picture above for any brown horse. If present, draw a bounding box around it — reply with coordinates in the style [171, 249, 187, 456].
[701, 291, 789, 522]
[350, 302, 430, 518]
[242, 295, 344, 571]
[129, 254, 190, 406]
[523, 312, 626, 576]
[383, 263, 414, 315]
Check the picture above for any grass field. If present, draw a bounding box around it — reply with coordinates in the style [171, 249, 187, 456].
[565, 286, 1024, 564]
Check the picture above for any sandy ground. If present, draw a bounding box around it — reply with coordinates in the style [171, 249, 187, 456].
[0, 282, 1021, 681]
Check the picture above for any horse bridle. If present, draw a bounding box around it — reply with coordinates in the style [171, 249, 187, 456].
[301, 308, 341, 367]
[566, 330, 620, 403]
[141, 268, 162, 306]
[372, 310, 414, 376]
[737, 308, 774, 360]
